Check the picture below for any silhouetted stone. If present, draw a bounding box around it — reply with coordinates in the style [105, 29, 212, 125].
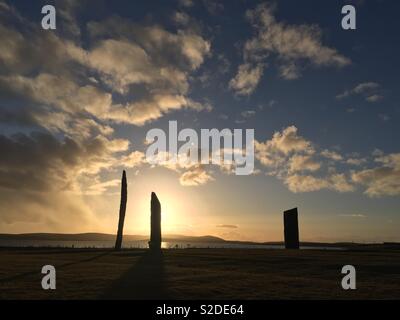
[149, 192, 161, 250]
[284, 207, 299, 249]
[115, 170, 127, 250]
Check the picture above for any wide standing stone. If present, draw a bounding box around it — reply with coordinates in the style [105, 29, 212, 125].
[284, 207, 299, 249]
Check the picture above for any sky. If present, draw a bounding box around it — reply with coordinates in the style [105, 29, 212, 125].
[0, 0, 399, 242]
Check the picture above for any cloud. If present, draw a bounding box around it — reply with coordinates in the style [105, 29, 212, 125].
[172, 11, 191, 25]
[178, 0, 194, 8]
[255, 126, 355, 194]
[330, 173, 356, 192]
[120, 151, 146, 168]
[289, 155, 321, 173]
[88, 17, 211, 70]
[241, 110, 256, 119]
[320, 149, 343, 161]
[285, 174, 329, 193]
[285, 173, 355, 193]
[352, 153, 400, 197]
[229, 63, 264, 95]
[338, 214, 366, 218]
[216, 224, 238, 229]
[346, 158, 367, 166]
[0, 23, 79, 76]
[84, 19, 211, 124]
[110, 95, 212, 126]
[0, 1, 220, 231]
[0, 8, 212, 128]
[179, 165, 215, 186]
[278, 62, 301, 80]
[337, 82, 383, 102]
[253, 126, 400, 196]
[255, 126, 313, 167]
[353, 82, 380, 94]
[84, 179, 121, 196]
[0, 73, 112, 117]
[0, 132, 129, 192]
[202, 0, 224, 15]
[366, 95, 383, 103]
[231, 3, 350, 95]
[0, 188, 99, 233]
[0, 131, 131, 229]
[57, 0, 84, 38]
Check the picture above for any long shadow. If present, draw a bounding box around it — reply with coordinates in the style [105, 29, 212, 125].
[0, 251, 110, 283]
[101, 250, 169, 300]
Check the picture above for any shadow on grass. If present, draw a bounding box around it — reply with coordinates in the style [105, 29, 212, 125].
[0, 251, 111, 284]
[101, 250, 169, 300]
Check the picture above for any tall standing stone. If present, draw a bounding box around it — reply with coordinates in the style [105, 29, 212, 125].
[115, 170, 127, 250]
[284, 207, 299, 249]
[149, 192, 161, 250]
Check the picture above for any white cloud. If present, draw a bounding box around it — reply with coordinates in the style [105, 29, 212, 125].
[338, 214, 366, 218]
[230, 3, 350, 95]
[172, 11, 190, 25]
[0, 73, 112, 116]
[352, 153, 400, 197]
[337, 82, 383, 102]
[84, 179, 121, 196]
[120, 151, 146, 168]
[330, 173, 355, 192]
[229, 63, 264, 95]
[241, 110, 256, 119]
[279, 63, 301, 80]
[285, 174, 329, 193]
[255, 126, 313, 159]
[284, 173, 355, 193]
[321, 149, 343, 161]
[353, 82, 380, 94]
[179, 165, 214, 186]
[0, 3, 219, 231]
[178, 0, 194, 8]
[0, 10, 213, 127]
[346, 158, 367, 166]
[289, 155, 321, 173]
[367, 95, 383, 103]
[255, 126, 356, 194]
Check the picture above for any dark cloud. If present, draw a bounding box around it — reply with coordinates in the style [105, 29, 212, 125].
[0, 131, 120, 192]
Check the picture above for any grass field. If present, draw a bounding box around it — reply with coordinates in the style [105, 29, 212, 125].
[1, 248, 399, 299]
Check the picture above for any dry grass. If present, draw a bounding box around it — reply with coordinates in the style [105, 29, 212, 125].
[1, 248, 399, 299]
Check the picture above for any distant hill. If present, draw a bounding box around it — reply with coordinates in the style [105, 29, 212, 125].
[0, 233, 384, 248]
[0, 233, 226, 243]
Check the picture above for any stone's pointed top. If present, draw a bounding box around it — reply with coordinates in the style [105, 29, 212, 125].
[151, 192, 160, 203]
[151, 192, 160, 206]
[150, 191, 161, 250]
[121, 170, 127, 186]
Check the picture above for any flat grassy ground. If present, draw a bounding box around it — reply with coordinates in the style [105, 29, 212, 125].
[0, 248, 399, 299]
